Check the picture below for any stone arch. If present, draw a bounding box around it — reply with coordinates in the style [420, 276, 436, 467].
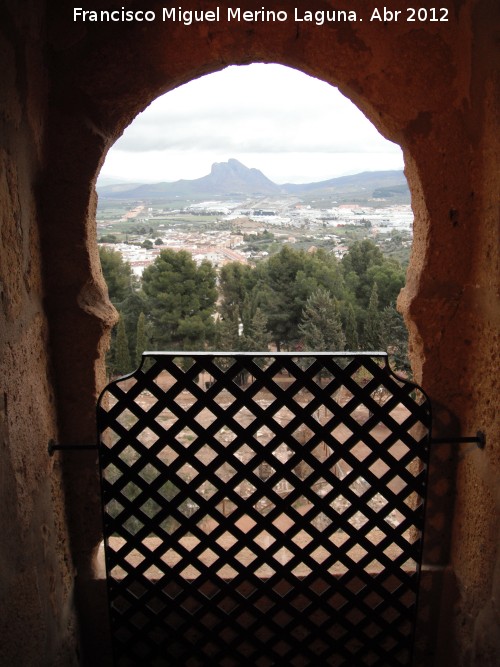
[32, 3, 498, 663]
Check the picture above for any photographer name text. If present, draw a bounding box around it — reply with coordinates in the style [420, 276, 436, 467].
[73, 6, 450, 25]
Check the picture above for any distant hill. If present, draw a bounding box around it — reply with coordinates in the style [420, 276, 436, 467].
[98, 159, 280, 199]
[97, 182, 145, 193]
[281, 171, 408, 197]
[97, 159, 408, 201]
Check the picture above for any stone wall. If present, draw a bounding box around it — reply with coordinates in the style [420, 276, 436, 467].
[0, 1, 79, 664]
[0, 0, 498, 664]
[398, 3, 500, 661]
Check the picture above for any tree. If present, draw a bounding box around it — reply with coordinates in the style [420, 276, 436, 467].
[99, 246, 133, 303]
[366, 261, 405, 309]
[240, 308, 270, 352]
[214, 314, 240, 351]
[99, 247, 136, 376]
[114, 315, 132, 375]
[342, 239, 385, 279]
[255, 246, 345, 350]
[380, 306, 410, 372]
[342, 240, 385, 307]
[340, 239, 406, 354]
[256, 246, 305, 349]
[217, 248, 346, 351]
[119, 291, 150, 360]
[135, 312, 150, 366]
[98, 234, 118, 243]
[218, 262, 255, 323]
[298, 288, 345, 351]
[343, 301, 359, 351]
[362, 282, 382, 349]
[141, 250, 217, 350]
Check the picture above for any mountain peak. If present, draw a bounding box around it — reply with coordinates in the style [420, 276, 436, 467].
[226, 157, 246, 168]
[210, 158, 260, 176]
[206, 159, 279, 193]
[97, 161, 408, 201]
[210, 158, 246, 175]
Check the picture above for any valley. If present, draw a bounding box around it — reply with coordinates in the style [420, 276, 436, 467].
[97, 160, 413, 273]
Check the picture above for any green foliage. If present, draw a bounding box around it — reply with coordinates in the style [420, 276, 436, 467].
[135, 312, 150, 366]
[99, 234, 118, 243]
[299, 288, 345, 351]
[218, 262, 255, 322]
[379, 306, 410, 372]
[362, 283, 383, 350]
[342, 238, 384, 274]
[343, 301, 359, 350]
[142, 250, 217, 350]
[99, 247, 137, 375]
[366, 261, 405, 309]
[113, 314, 132, 375]
[214, 313, 240, 351]
[117, 291, 149, 357]
[240, 308, 270, 352]
[243, 230, 274, 242]
[251, 246, 345, 350]
[99, 246, 133, 303]
[218, 245, 404, 354]
[99, 237, 409, 373]
[342, 239, 385, 307]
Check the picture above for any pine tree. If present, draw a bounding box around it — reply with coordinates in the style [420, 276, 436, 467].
[114, 314, 132, 375]
[141, 250, 217, 350]
[239, 308, 270, 371]
[99, 246, 134, 303]
[380, 306, 410, 372]
[135, 312, 149, 366]
[214, 313, 240, 351]
[363, 282, 382, 349]
[241, 308, 270, 352]
[298, 288, 345, 351]
[343, 302, 359, 351]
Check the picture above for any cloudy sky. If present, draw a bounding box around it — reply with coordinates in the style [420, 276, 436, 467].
[99, 64, 404, 185]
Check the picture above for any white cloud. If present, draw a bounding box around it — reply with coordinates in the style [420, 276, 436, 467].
[100, 64, 403, 184]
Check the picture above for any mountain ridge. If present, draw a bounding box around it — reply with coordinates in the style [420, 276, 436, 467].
[97, 159, 408, 200]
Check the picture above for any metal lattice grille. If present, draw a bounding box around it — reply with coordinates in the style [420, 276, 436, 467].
[97, 353, 431, 666]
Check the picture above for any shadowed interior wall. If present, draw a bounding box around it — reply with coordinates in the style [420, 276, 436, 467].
[1, 0, 498, 665]
[0, 1, 78, 664]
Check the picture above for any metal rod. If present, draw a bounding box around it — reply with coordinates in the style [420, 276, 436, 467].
[430, 431, 485, 449]
[142, 350, 388, 358]
[48, 440, 98, 455]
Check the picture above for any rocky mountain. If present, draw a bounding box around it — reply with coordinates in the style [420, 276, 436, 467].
[99, 159, 280, 199]
[97, 159, 408, 201]
[203, 158, 280, 194]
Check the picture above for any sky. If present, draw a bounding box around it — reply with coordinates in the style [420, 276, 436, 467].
[99, 64, 404, 186]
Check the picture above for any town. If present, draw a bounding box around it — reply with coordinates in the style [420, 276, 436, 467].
[97, 194, 413, 276]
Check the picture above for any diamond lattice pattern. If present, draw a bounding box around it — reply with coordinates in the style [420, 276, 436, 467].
[97, 353, 431, 667]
